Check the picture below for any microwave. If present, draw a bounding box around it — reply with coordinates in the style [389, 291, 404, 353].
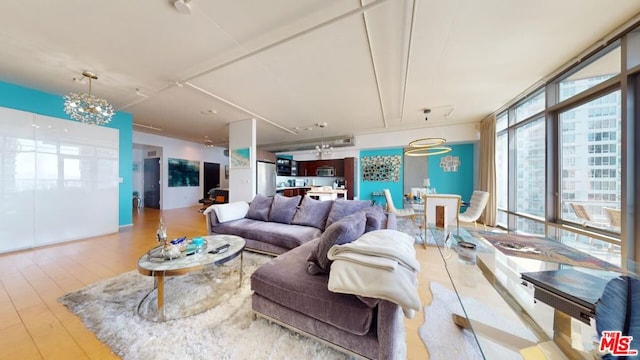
[316, 166, 335, 177]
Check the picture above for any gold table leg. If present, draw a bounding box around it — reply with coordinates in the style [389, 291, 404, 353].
[157, 274, 165, 322]
[553, 310, 589, 359]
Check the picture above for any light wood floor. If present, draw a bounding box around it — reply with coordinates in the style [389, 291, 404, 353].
[0, 206, 430, 360]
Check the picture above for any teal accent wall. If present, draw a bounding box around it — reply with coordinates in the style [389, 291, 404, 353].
[0, 81, 134, 226]
[359, 148, 404, 207]
[427, 143, 474, 202]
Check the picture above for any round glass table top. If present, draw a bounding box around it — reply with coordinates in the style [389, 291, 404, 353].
[137, 234, 245, 275]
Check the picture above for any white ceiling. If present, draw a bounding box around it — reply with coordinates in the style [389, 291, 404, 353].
[1, 0, 639, 148]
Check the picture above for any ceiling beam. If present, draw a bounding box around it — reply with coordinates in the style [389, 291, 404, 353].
[121, 0, 393, 134]
[399, 0, 418, 123]
[360, 0, 388, 128]
[181, 0, 393, 83]
[184, 82, 298, 134]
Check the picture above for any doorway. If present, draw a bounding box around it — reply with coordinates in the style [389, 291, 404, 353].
[203, 162, 221, 197]
[144, 157, 161, 209]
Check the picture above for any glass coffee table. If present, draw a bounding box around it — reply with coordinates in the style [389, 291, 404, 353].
[137, 234, 245, 322]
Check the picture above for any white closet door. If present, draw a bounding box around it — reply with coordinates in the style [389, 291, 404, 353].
[0, 107, 119, 252]
[33, 115, 119, 246]
[0, 107, 36, 252]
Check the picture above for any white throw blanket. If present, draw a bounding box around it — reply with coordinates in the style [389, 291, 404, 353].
[203, 201, 249, 222]
[327, 229, 421, 318]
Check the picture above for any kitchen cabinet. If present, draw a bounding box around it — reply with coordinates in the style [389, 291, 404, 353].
[296, 159, 345, 177]
[283, 188, 297, 197]
[297, 161, 307, 176]
[298, 161, 314, 177]
[331, 159, 345, 177]
[283, 187, 310, 198]
[344, 157, 355, 200]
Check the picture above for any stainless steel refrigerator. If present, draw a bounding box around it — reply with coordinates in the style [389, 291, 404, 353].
[256, 161, 277, 196]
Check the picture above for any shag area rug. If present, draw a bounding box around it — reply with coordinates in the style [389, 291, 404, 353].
[58, 252, 348, 360]
[420, 282, 537, 360]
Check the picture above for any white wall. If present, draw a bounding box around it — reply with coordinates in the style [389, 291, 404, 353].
[133, 131, 229, 210]
[132, 147, 144, 197]
[228, 119, 256, 203]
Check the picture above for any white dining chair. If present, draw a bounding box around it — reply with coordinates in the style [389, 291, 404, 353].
[383, 189, 415, 222]
[459, 191, 490, 229]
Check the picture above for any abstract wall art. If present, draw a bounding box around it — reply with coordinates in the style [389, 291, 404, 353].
[168, 158, 200, 187]
[230, 148, 251, 168]
[361, 155, 401, 182]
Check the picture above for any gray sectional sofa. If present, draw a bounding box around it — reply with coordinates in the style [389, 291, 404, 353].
[204, 194, 405, 359]
[205, 194, 395, 255]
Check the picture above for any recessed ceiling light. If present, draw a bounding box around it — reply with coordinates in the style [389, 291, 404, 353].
[200, 109, 217, 116]
[174, 0, 192, 15]
[135, 88, 149, 98]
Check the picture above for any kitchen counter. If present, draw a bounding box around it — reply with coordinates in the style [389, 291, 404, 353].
[306, 188, 347, 201]
[276, 186, 312, 191]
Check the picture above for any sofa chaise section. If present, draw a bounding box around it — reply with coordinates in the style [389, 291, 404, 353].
[251, 239, 403, 359]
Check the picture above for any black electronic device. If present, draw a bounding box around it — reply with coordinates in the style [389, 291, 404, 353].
[209, 243, 230, 254]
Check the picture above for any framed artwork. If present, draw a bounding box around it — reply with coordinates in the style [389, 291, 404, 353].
[361, 155, 401, 182]
[230, 147, 250, 168]
[440, 155, 461, 172]
[168, 158, 200, 187]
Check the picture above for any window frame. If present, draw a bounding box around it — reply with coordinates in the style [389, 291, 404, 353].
[553, 87, 622, 236]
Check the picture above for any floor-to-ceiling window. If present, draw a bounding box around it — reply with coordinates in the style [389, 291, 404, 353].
[495, 112, 508, 227]
[494, 29, 639, 269]
[515, 116, 546, 234]
[559, 90, 622, 232]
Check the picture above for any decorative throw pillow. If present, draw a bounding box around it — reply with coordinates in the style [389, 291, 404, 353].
[246, 194, 273, 222]
[307, 211, 366, 275]
[362, 205, 386, 232]
[325, 199, 372, 228]
[269, 194, 301, 224]
[291, 196, 334, 230]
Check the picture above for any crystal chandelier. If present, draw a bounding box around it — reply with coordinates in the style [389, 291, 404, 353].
[314, 122, 332, 158]
[204, 136, 215, 148]
[63, 71, 115, 125]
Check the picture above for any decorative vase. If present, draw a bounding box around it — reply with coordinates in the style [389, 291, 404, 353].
[156, 217, 167, 242]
